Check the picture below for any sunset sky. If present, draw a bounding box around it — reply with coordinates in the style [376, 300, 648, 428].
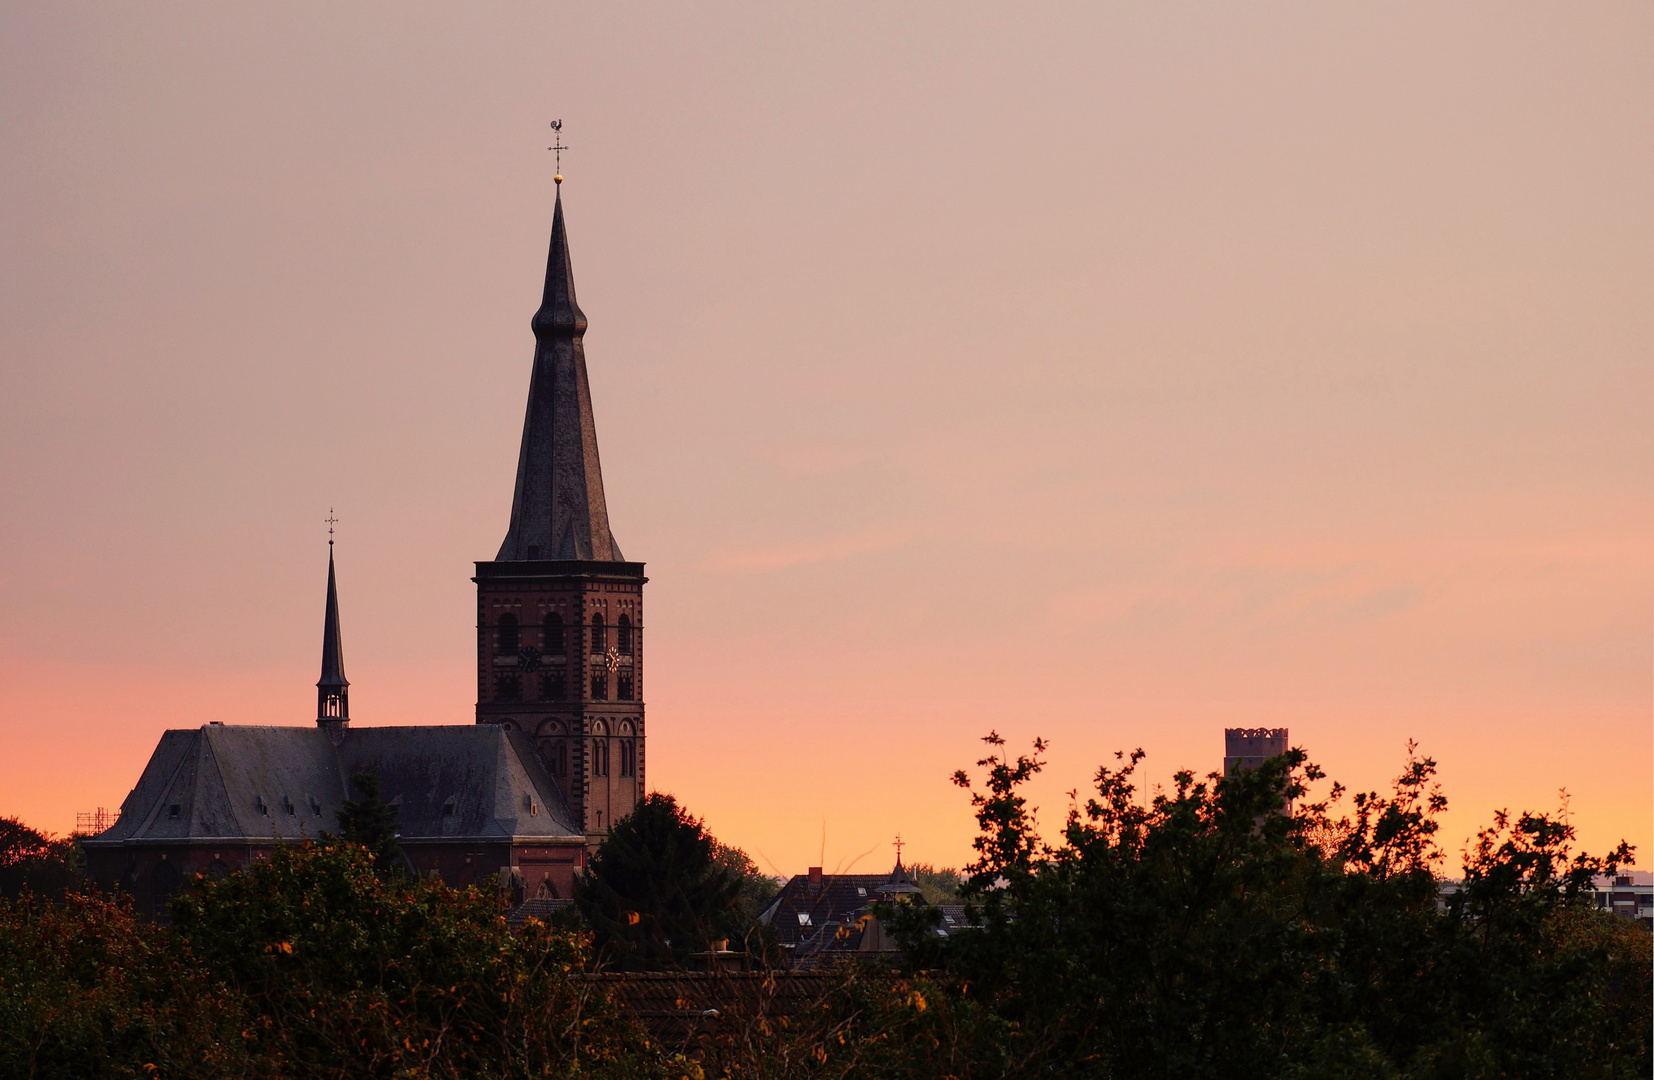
[2, 3, 1649, 876]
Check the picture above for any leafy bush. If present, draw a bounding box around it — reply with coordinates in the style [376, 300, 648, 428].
[0, 891, 252, 1080]
[170, 840, 662, 1079]
[883, 734, 1649, 1080]
[0, 737, 1644, 1079]
[905, 863, 964, 906]
[0, 816, 83, 902]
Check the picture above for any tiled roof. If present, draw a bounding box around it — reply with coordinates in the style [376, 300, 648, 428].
[758, 868, 934, 966]
[587, 971, 839, 1047]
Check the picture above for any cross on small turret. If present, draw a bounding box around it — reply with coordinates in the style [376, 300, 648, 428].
[893, 834, 905, 866]
[547, 120, 569, 184]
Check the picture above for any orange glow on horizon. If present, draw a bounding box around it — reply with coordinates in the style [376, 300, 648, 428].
[0, 4, 1648, 877]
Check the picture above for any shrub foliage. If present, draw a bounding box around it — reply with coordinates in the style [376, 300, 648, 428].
[879, 734, 1650, 1079]
[0, 738, 1646, 1079]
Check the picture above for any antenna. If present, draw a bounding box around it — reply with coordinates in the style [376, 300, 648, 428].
[548, 119, 569, 185]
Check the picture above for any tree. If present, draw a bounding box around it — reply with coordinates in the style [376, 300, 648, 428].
[886, 732, 1648, 1080]
[713, 840, 781, 924]
[170, 839, 662, 1079]
[905, 862, 963, 906]
[333, 770, 402, 875]
[0, 816, 82, 902]
[0, 891, 252, 1080]
[576, 792, 742, 970]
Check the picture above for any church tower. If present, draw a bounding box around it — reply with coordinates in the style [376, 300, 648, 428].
[474, 187, 645, 844]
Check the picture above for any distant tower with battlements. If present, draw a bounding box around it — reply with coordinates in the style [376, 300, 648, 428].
[1224, 728, 1289, 777]
[1224, 728, 1292, 814]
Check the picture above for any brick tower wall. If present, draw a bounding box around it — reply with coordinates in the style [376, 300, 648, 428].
[474, 560, 646, 843]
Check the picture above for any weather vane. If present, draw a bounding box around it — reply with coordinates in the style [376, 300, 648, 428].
[325, 508, 338, 547]
[894, 834, 905, 865]
[548, 119, 568, 185]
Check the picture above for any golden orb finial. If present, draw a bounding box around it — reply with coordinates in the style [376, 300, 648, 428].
[548, 121, 568, 187]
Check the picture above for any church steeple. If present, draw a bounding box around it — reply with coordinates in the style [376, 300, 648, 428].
[476, 170, 646, 843]
[317, 541, 349, 727]
[497, 191, 623, 562]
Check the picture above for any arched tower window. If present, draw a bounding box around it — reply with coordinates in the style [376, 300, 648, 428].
[617, 614, 632, 655]
[590, 613, 605, 654]
[544, 613, 565, 654]
[590, 669, 608, 700]
[541, 672, 566, 701]
[498, 613, 519, 653]
[617, 671, 634, 700]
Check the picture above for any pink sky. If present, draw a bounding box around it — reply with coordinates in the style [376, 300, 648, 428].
[1, 3, 1649, 876]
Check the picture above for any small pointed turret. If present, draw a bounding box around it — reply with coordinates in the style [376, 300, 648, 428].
[497, 190, 623, 562]
[317, 545, 349, 727]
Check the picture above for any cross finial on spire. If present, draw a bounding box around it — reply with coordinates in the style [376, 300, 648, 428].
[893, 834, 905, 867]
[325, 508, 338, 547]
[548, 120, 568, 185]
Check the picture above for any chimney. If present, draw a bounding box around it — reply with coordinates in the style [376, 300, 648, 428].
[808, 866, 823, 885]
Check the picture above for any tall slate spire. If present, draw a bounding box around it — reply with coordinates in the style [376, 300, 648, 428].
[496, 190, 623, 562]
[317, 544, 349, 726]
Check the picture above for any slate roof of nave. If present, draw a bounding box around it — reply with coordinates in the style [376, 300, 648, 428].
[83, 723, 581, 847]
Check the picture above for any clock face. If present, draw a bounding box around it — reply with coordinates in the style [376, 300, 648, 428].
[603, 646, 621, 673]
[518, 646, 542, 672]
